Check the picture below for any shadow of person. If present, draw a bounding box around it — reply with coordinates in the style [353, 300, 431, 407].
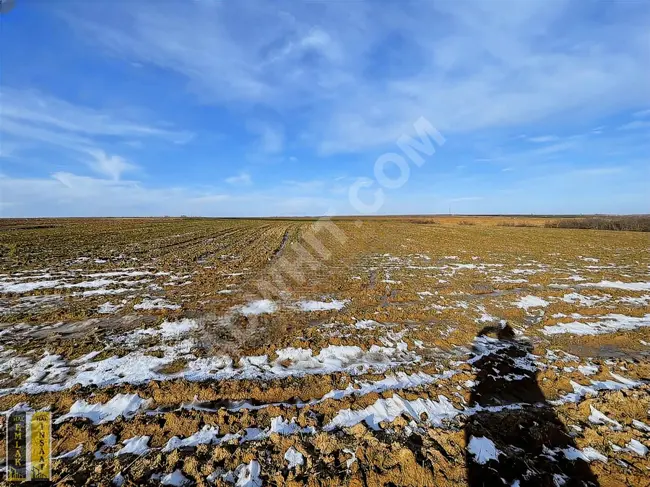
[464, 323, 599, 487]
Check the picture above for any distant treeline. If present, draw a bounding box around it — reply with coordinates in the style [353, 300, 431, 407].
[545, 216, 650, 232]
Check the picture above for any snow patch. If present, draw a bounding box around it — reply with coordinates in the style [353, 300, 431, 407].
[234, 460, 262, 487]
[162, 470, 190, 486]
[294, 299, 348, 312]
[562, 293, 609, 307]
[98, 301, 123, 314]
[325, 394, 459, 431]
[55, 444, 83, 460]
[632, 419, 650, 432]
[56, 394, 148, 424]
[134, 298, 180, 311]
[514, 295, 549, 310]
[586, 281, 650, 291]
[284, 447, 304, 469]
[626, 439, 648, 456]
[163, 425, 221, 452]
[467, 436, 500, 464]
[240, 299, 277, 315]
[117, 436, 150, 456]
[542, 314, 650, 336]
[588, 406, 622, 430]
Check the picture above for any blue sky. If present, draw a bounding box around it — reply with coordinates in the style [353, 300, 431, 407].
[1, 0, 649, 217]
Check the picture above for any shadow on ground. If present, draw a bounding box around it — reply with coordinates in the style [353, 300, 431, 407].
[465, 324, 599, 487]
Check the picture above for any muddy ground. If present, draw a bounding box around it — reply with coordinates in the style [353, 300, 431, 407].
[0, 217, 649, 486]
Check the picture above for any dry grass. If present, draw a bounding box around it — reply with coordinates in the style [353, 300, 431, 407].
[545, 215, 650, 232]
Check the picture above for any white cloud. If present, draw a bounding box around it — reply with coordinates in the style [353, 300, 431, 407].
[527, 135, 560, 143]
[84, 149, 136, 180]
[0, 88, 191, 179]
[0, 88, 190, 142]
[225, 172, 252, 186]
[61, 1, 650, 155]
[0, 172, 339, 218]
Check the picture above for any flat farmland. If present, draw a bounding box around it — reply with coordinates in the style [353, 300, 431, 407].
[1, 217, 649, 486]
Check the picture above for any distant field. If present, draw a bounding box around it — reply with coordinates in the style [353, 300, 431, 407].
[1, 217, 649, 486]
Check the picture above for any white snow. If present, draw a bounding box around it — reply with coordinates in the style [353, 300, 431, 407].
[112, 472, 125, 486]
[284, 447, 304, 469]
[116, 319, 198, 344]
[269, 416, 314, 436]
[240, 299, 277, 315]
[234, 460, 262, 487]
[117, 435, 150, 456]
[162, 470, 190, 486]
[77, 287, 132, 297]
[343, 448, 357, 469]
[0, 279, 62, 293]
[626, 439, 648, 456]
[294, 299, 348, 312]
[271, 343, 420, 376]
[320, 370, 453, 403]
[560, 446, 607, 463]
[586, 281, 650, 291]
[552, 373, 643, 405]
[578, 365, 598, 376]
[514, 295, 549, 310]
[542, 314, 650, 336]
[3, 334, 420, 395]
[163, 425, 221, 452]
[134, 298, 181, 311]
[582, 447, 608, 463]
[554, 474, 568, 486]
[588, 406, 622, 430]
[632, 419, 650, 432]
[54, 444, 83, 460]
[467, 436, 500, 464]
[98, 301, 123, 314]
[324, 394, 459, 431]
[566, 274, 586, 282]
[56, 394, 149, 424]
[477, 306, 496, 322]
[620, 295, 650, 305]
[159, 319, 197, 338]
[562, 293, 609, 307]
[102, 434, 117, 446]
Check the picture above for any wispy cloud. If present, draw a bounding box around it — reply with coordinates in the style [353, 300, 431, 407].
[0, 88, 190, 142]
[84, 149, 136, 180]
[0, 171, 340, 217]
[63, 1, 649, 155]
[2, 1, 649, 216]
[225, 172, 252, 186]
[526, 135, 560, 143]
[618, 120, 650, 131]
[0, 88, 191, 180]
